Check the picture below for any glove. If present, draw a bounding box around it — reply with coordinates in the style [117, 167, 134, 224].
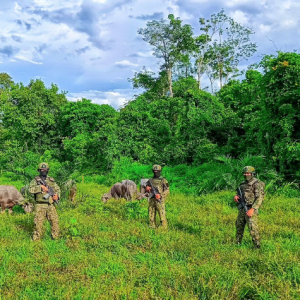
[146, 186, 151, 192]
[155, 194, 161, 200]
[246, 208, 255, 217]
[52, 194, 59, 201]
[234, 195, 240, 203]
[41, 185, 49, 193]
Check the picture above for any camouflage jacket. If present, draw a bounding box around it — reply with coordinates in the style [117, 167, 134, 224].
[238, 178, 265, 210]
[146, 177, 170, 200]
[29, 176, 61, 204]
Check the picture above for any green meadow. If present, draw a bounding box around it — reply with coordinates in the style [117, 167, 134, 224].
[0, 179, 299, 300]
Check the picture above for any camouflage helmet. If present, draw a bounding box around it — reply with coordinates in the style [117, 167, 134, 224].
[242, 166, 255, 174]
[38, 162, 49, 170]
[152, 164, 162, 171]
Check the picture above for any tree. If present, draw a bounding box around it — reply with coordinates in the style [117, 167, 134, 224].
[0, 73, 13, 90]
[258, 52, 300, 176]
[138, 14, 195, 97]
[59, 99, 118, 171]
[0, 79, 67, 153]
[128, 67, 169, 97]
[195, 9, 257, 90]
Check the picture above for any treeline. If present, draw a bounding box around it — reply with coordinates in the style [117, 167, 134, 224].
[0, 9, 300, 189]
[0, 51, 300, 190]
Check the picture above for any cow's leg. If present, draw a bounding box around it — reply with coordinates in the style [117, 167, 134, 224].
[8, 207, 13, 215]
[1, 203, 5, 214]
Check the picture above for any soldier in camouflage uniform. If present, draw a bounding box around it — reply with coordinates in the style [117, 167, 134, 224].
[145, 165, 170, 229]
[29, 162, 61, 240]
[234, 166, 265, 248]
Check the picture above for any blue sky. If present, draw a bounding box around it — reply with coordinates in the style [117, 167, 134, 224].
[0, 0, 299, 108]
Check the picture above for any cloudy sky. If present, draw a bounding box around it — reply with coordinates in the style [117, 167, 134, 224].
[0, 0, 299, 109]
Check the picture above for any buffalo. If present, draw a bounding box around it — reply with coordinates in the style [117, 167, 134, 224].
[102, 180, 146, 203]
[121, 180, 138, 201]
[140, 179, 149, 195]
[101, 182, 124, 203]
[0, 185, 33, 214]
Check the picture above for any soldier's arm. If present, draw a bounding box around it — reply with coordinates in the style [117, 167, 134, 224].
[161, 179, 170, 199]
[29, 178, 42, 194]
[252, 182, 264, 210]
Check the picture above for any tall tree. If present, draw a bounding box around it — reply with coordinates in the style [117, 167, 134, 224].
[195, 9, 257, 90]
[138, 14, 195, 97]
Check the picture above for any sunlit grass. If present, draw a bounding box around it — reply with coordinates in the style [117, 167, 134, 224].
[0, 180, 299, 299]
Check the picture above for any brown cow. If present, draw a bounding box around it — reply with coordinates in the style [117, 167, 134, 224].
[0, 185, 33, 214]
[101, 183, 124, 203]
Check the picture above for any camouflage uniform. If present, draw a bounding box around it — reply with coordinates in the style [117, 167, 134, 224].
[29, 163, 61, 240]
[236, 171, 265, 247]
[146, 165, 170, 229]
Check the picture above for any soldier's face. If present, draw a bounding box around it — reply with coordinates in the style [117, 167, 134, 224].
[39, 168, 49, 177]
[243, 172, 253, 182]
[153, 170, 161, 178]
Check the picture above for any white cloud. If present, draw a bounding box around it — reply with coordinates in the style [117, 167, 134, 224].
[15, 55, 43, 64]
[67, 88, 142, 109]
[229, 10, 249, 25]
[114, 60, 139, 67]
[1, 0, 300, 102]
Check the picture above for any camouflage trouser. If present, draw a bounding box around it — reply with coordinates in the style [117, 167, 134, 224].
[33, 204, 59, 240]
[148, 198, 167, 229]
[236, 209, 260, 247]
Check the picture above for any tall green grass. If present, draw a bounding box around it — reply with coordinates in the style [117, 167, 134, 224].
[0, 176, 299, 299]
[77, 155, 297, 196]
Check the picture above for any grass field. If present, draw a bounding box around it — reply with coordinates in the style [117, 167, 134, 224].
[0, 180, 299, 299]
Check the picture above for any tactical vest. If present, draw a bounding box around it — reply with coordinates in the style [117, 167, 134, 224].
[34, 176, 56, 203]
[149, 177, 166, 195]
[240, 178, 263, 206]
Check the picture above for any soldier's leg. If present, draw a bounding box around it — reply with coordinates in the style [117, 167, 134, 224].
[247, 211, 260, 248]
[148, 199, 157, 229]
[236, 209, 246, 244]
[33, 205, 47, 241]
[156, 201, 167, 229]
[46, 205, 60, 240]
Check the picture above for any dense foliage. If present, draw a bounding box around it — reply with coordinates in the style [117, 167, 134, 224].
[0, 9, 300, 190]
[1, 52, 300, 190]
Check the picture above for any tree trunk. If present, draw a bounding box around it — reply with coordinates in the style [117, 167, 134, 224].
[197, 62, 201, 90]
[167, 68, 173, 97]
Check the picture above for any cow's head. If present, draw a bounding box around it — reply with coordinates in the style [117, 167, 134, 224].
[22, 202, 34, 213]
[136, 193, 147, 200]
[101, 194, 109, 203]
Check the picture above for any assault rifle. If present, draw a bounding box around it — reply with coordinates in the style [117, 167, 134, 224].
[40, 177, 59, 205]
[237, 187, 249, 213]
[148, 180, 162, 204]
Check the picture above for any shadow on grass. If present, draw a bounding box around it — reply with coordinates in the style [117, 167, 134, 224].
[13, 216, 35, 237]
[172, 221, 203, 236]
